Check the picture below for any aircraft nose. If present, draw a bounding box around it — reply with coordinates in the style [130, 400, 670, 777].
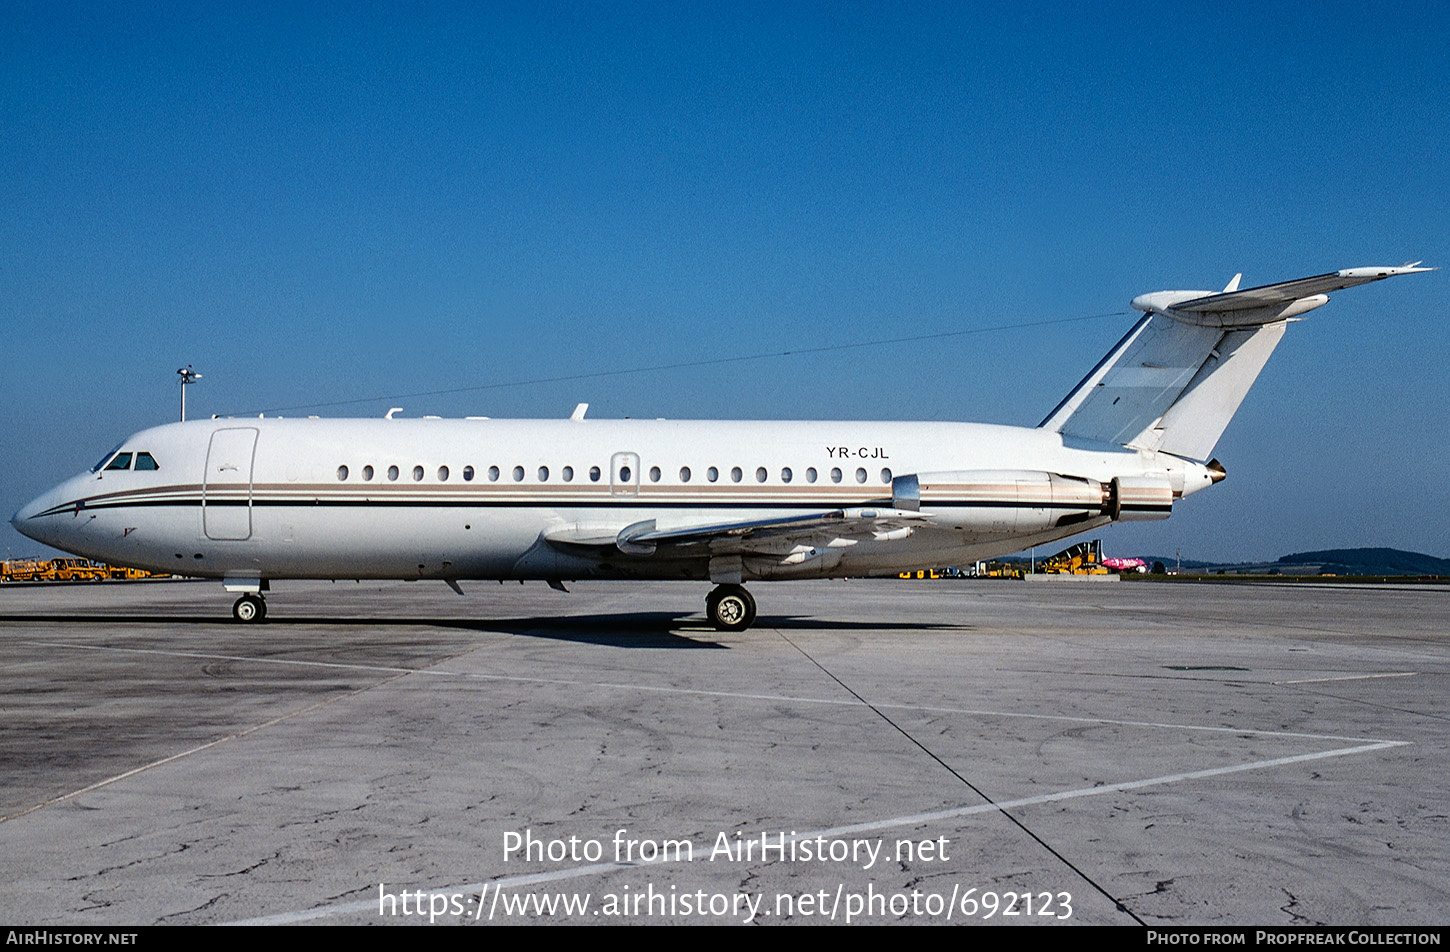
[11, 489, 60, 546]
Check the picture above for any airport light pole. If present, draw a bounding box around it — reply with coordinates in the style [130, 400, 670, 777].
[178, 366, 201, 421]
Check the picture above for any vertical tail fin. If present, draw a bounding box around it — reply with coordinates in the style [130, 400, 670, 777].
[1040, 265, 1433, 460]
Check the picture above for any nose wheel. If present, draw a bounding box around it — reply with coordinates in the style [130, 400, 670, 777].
[232, 593, 267, 623]
[706, 584, 756, 631]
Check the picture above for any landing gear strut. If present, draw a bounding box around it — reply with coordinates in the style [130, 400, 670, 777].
[232, 593, 267, 623]
[706, 584, 756, 631]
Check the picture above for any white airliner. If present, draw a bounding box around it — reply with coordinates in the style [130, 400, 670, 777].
[11, 265, 1431, 629]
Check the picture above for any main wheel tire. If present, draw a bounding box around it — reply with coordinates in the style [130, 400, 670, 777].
[706, 584, 756, 631]
[232, 594, 267, 623]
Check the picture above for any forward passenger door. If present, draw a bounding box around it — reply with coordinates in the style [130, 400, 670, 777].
[203, 428, 258, 540]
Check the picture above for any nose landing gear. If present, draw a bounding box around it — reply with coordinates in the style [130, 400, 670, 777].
[232, 593, 267, 623]
[706, 584, 756, 631]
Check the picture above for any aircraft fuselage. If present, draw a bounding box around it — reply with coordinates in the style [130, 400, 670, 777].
[12, 416, 1208, 586]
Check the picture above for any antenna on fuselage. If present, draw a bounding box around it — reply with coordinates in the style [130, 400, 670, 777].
[177, 365, 202, 421]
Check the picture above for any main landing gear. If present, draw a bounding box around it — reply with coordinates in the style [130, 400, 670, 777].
[232, 593, 267, 623]
[706, 584, 756, 631]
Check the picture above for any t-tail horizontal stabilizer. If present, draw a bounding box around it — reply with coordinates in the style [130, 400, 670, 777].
[1040, 264, 1433, 461]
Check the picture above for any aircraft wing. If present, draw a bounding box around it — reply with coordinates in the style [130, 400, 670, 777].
[1172, 265, 1433, 313]
[545, 507, 932, 557]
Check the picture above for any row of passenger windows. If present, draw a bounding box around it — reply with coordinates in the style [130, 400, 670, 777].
[89, 450, 888, 485]
[335, 463, 894, 485]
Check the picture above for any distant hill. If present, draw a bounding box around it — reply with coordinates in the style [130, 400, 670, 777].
[1275, 548, 1450, 576]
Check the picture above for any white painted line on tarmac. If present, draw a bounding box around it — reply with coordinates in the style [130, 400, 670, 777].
[1275, 672, 1417, 685]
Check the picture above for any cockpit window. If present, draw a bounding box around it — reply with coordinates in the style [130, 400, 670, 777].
[134, 452, 159, 471]
[104, 453, 133, 471]
[91, 443, 125, 472]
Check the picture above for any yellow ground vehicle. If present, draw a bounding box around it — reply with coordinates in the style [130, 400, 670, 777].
[108, 565, 168, 580]
[1, 559, 170, 582]
[50, 558, 107, 581]
[1, 559, 51, 582]
[1039, 540, 1112, 575]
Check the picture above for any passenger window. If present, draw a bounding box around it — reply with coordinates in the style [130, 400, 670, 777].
[438, 466, 450, 481]
[387, 465, 400, 481]
[337, 465, 349, 481]
[363, 465, 375, 481]
[649, 466, 661, 482]
[538, 466, 549, 481]
[830, 468, 842, 483]
[730, 467, 742, 483]
[488, 465, 499, 481]
[589, 466, 601, 482]
[707, 467, 719, 483]
[105, 453, 133, 471]
[413, 466, 424, 481]
[513, 466, 525, 482]
[134, 452, 159, 471]
[563, 466, 574, 482]
[855, 468, 867, 483]
[463, 466, 475, 481]
[680, 466, 691, 482]
[781, 467, 792, 483]
[806, 467, 817, 483]
[880, 468, 892, 483]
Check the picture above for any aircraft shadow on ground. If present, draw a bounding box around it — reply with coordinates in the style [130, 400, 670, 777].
[0, 611, 972, 648]
[0, 610, 719, 648]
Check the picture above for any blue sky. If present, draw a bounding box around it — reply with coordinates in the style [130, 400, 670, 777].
[3, 1, 1447, 562]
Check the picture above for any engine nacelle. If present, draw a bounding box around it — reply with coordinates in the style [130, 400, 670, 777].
[1109, 475, 1174, 521]
[907, 470, 1107, 534]
[895, 469, 1174, 531]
